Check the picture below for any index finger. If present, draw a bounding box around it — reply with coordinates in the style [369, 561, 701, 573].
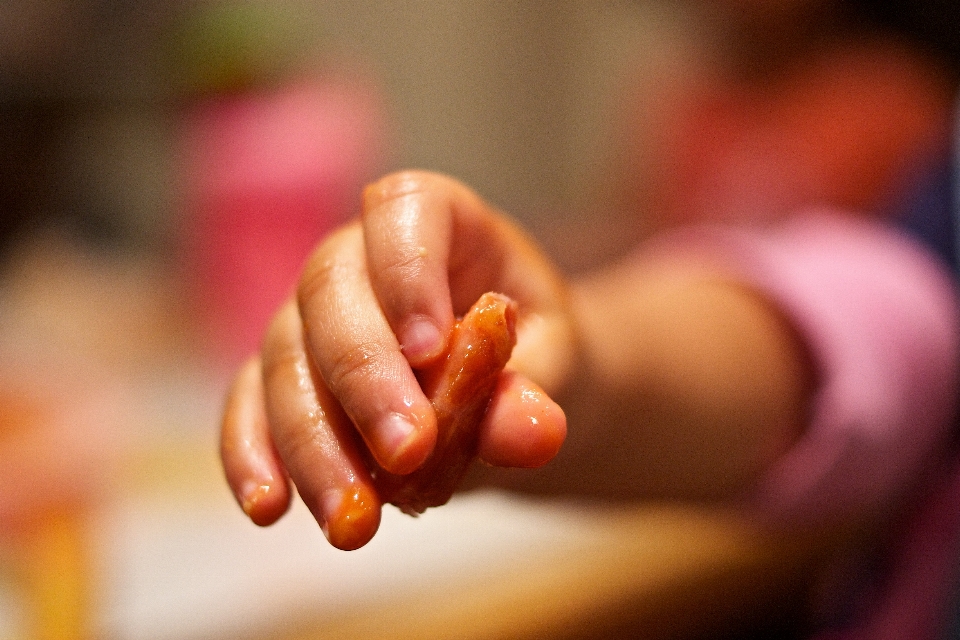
[297, 224, 438, 476]
[359, 171, 457, 366]
[361, 171, 575, 393]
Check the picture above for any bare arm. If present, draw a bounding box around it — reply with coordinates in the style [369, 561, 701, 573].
[479, 258, 813, 502]
[221, 170, 814, 548]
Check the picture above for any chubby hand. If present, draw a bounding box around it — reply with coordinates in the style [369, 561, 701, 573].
[220, 171, 574, 549]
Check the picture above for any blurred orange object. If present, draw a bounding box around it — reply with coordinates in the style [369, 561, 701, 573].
[0, 388, 93, 640]
[629, 37, 955, 231]
[12, 508, 88, 640]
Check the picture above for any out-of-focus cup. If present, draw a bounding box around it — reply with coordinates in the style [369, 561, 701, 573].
[177, 75, 387, 367]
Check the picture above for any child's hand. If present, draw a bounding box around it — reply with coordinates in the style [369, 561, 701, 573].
[220, 171, 574, 549]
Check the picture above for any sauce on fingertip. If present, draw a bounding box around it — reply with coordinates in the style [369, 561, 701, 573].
[374, 292, 517, 515]
[241, 484, 272, 520]
[323, 484, 381, 551]
[516, 382, 567, 467]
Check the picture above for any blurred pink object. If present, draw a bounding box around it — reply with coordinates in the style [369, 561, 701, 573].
[178, 75, 387, 366]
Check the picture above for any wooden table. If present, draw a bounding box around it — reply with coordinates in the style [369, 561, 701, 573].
[0, 240, 838, 640]
[260, 506, 827, 640]
[100, 431, 833, 640]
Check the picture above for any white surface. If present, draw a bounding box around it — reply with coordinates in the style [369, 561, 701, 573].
[0, 577, 27, 640]
[19, 368, 602, 640]
[92, 483, 595, 640]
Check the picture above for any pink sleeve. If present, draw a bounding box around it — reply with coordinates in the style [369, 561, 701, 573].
[654, 211, 960, 526]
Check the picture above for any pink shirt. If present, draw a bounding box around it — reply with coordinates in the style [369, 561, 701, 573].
[657, 210, 960, 636]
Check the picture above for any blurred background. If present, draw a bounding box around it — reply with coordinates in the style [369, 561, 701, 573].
[0, 0, 696, 365]
[3, 0, 960, 638]
[0, 0, 686, 258]
[0, 2, 703, 639]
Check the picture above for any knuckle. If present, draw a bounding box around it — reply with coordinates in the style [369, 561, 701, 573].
[361, 170, 447, 214]
[279, 419, 326, 468]
[297, 233, 358, 309]
[260, 345, 302, 391]
[380, 248, 428, 284]
[297, 257, 337, 310]
[260, 305, 316, 398]
[261, 305, 298, 365]
[325, 340, 388, 394]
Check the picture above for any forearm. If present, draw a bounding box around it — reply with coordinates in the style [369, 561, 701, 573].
[483, 257, 814, 502]
[483, 211, 960, 531]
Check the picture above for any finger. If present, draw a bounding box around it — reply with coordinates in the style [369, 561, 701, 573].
[261, 301, 382, 550]
[221, 357, 292, 526]
[360, 171, 458, 366]
[363, 171, 576, 392]
[362, 172, 532, 359]
[297, 225, 437, 475]
[477, 371, 567, 468]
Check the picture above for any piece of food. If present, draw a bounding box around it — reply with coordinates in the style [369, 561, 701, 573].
[373, 292, 517, 515]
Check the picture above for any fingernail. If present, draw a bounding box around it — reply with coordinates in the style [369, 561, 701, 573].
[241, 483, 271, 519]
[319, 489, 343, 540]
[400, 317, 443, 364]
[320, 486, 380, 550]
[375, 412, 420, 469]
[380, 411, 417, 449]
